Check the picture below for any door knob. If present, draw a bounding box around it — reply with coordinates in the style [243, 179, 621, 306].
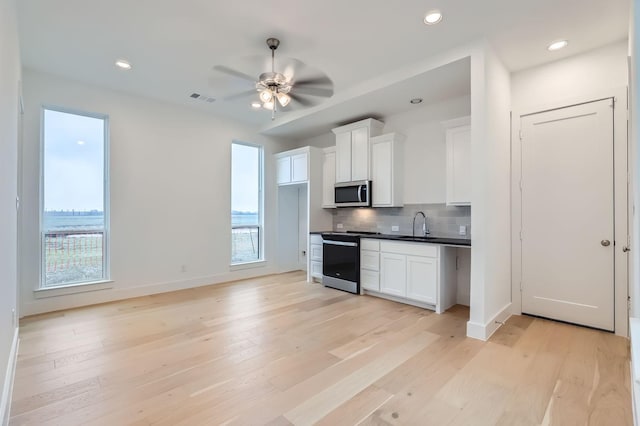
[601, 240, 611, 247]
[623, 246, 631, 253]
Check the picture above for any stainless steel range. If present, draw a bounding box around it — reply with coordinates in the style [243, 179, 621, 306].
[321, 232, 360, 294]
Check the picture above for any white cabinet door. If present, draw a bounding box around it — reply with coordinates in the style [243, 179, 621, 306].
[291, 153, 308, 183]
[310, 243, 323, 261]
[277, 156, 291, 185]
[371, 139, 392, 206]
[335, 132, 352, 183]
[361, 250, 379, 271]
[310, 260, 323, 278]
[406, 255, 437, 305]
[322, 150, 336, 208]
[380, 252, 406, 297]
[351, 126, 370, 181]
[361, 269, 380, 292]
[446, 125, 471, 206]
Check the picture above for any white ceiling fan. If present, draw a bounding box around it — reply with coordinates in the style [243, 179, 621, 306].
[212, 38, 334, 120]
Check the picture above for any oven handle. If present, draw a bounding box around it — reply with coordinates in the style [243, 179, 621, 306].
[323, 240, 358, 247]
[358, 185, 363, 203]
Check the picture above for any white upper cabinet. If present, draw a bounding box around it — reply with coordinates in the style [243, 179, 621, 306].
[335, 132, 352, 183]
[443, 117, 471, 206]
[332, 118, 384, 183]
[291, 153, 308, 183]
[371, 133, 404, 207]
[277, 156, 292, 185]
[275, 149, 308, 185]
[350, 127, 370, 181]
[322, 146, 336, 208]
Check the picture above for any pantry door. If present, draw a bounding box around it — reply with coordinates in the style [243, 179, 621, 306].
[520, 98, 614, 331]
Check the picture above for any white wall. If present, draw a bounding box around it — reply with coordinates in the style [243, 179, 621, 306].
[383, 96, 471, 204]
[467, 45, 512, 340]
[512, 40, 628, 110]
[20, 69, 291, 316]
[297, 95, 471, 204]
[0, 0, 20, 421]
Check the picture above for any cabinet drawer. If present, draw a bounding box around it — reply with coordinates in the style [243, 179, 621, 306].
[310, 243, 323, 261]
[310, 261, 323, 278]
[361, 250, 379, 271]
[361, 269, 379, 292]
[380, 241, 438, 258]
[361, 238, 380, 251]
[310, 234, 323, 245]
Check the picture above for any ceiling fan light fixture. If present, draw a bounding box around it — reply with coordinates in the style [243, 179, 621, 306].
[259, 90, 273, 103]
[277, 92, 291, 107]
[262, 100, 275, 110]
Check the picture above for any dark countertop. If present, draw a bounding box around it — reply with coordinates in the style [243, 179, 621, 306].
[310, 231, 471, 247]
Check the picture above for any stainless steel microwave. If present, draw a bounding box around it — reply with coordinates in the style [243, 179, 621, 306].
[334, 180, 371, 207]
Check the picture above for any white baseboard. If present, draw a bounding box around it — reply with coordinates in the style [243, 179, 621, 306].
[1, 328, 19, 426]
[22, 265, 279, 317]
[466, 302, 512, 341]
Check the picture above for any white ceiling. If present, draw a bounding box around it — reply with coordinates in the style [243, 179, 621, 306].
[17, 0, 629, 138]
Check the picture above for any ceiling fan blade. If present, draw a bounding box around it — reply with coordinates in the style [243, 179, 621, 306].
[293, 86, 334, 98]
[295, 75, 333, 87]
[213, 65, 256, 82]
[223, 89, 257, 101]
[289, 93, 315, 107]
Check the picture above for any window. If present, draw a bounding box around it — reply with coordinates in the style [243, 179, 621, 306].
[41, 107, 109, 287]
[231, 142, 263, 264]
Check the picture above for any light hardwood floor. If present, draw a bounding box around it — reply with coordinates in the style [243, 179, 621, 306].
[10, 271, 631, 425]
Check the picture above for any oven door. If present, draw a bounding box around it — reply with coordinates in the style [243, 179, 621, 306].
[322, 239, 359, 283]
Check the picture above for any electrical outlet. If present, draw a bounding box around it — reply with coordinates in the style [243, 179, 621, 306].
[391, 225, 399, 232]
[336, 223, 344, 229]
[181, 265, 187, 273]
[459, 225, 467, 236]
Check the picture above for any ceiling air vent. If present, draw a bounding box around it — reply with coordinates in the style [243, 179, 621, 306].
[189, 93, 216, 103]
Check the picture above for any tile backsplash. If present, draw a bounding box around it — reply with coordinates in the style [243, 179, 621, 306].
[333, 204, 471, 238]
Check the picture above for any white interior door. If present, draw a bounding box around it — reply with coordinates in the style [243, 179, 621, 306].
[520, 99, 614, 331]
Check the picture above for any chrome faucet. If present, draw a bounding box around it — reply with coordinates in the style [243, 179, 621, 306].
[412, 211, 429, 237]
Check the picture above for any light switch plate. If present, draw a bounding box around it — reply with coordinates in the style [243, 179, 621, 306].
[459, 225, 467, 236]
[391, 225, 399, 232]
[337, 223, 344, 229]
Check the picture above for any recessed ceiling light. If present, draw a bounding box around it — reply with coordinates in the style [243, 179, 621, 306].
[251, 102, 262, 109]
[547, 40, 568, 51]
[115, 59, 132, 70]
[424, 10, 442, 25]
[77, 140, 85, 145]
[410, 98, 423, 104]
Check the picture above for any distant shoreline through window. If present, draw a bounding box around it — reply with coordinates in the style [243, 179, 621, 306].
[231, 142, 263, 264]
[41, 107, 109, 287]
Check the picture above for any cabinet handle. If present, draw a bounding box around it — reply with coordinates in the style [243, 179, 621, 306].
[601, 240, 611, 247]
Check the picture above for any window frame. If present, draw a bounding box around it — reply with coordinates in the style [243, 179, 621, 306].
[39, 105, 111, 289]
[230, 140, 264, 266]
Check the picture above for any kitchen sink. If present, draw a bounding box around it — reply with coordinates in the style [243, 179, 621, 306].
[395, 235, 434, 240]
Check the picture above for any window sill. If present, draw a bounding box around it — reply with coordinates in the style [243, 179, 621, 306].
[34, 280, 113, 299]
[230, 260, 266, 271]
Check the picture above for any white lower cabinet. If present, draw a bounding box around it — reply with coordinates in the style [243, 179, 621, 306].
[361, 239, 456, 313]
[361, 269, 380, 292]
[380, 253, 407, 297]
[309, 234, 323, 281]
[406, 255, 437, 305]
